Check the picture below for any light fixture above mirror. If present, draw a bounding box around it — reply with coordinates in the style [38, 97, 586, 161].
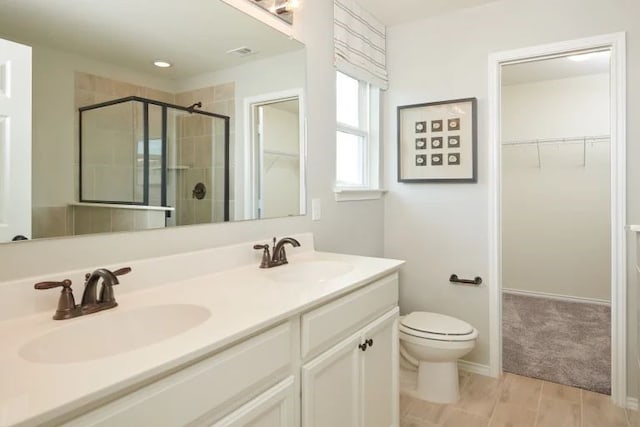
[250, 0, 298, 24]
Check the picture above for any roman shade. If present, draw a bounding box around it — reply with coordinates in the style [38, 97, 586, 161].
[334, 0, 388, 89]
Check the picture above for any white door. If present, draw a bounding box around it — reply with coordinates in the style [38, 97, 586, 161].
[0, 38, 31, 242]
[361, 309, 399, 427]
[302, 333, 361, 427]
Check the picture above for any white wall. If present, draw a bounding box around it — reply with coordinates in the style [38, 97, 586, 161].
[502, 74, 611, 301]
[0, 0, 386, 282]
[298, 0, 385, 257]
[502, 74, 610, 141]
[383, 0, 639, 399]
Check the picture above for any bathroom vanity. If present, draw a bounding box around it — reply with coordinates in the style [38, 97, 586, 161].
[0, 235, 403, 426]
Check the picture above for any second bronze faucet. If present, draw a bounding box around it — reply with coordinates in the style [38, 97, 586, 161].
[253, 237, 301, 268]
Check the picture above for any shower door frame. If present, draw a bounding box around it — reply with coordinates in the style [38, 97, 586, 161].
[79, 96, 231, 221]
[487, 33, 628, 406]
[243, 88, 306, 220]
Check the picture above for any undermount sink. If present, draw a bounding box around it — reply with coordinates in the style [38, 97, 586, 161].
[267, 260, 353, 283]
[20, 304, 211, 364]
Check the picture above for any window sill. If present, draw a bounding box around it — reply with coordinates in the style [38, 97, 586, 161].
[333, 188, 387, 202]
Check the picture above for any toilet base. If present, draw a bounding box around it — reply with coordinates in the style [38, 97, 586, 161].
[415, 361, 460, 404]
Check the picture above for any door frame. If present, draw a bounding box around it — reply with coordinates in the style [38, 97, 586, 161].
[487, 32, 627, 405]
[242, 89, 306, 219]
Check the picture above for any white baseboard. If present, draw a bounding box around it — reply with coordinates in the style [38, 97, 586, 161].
[503, 288, 611, 306]
[458, 360, 491, 377]
[627, 397, 638, 410]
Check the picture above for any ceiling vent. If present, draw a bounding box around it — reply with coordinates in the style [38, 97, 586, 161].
[226, 47, 256, 57]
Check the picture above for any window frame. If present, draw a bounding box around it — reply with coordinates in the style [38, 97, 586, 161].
[335, 71, 384, 200]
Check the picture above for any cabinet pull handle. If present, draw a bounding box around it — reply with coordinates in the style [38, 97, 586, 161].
[366, 338, 373, 347]
[358, 343, 368, 352]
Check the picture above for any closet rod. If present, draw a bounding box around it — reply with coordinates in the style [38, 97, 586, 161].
[502, 135, 610, 146]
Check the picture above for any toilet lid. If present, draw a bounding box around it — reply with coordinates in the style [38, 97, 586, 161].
[401, 312, 474, 336]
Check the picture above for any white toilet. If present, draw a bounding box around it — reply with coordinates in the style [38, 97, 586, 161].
[399, 311, 478, 404]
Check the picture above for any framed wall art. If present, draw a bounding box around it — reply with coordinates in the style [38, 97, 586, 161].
[397, 98, 477, 183]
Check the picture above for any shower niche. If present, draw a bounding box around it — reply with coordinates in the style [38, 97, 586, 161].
[79, 96, 230, 227]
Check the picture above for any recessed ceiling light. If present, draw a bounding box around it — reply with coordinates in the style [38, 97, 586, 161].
[153, 60, 172, 68]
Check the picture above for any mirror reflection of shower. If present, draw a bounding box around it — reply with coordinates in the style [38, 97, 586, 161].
[79, 95, 230, 232]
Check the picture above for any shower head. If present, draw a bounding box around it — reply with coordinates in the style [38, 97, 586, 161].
[186, 102, 202, 113]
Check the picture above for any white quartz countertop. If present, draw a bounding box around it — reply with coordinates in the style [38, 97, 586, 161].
[0, 251, 403, 427]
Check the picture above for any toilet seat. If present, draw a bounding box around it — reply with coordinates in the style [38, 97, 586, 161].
[400, 312, 478, 342]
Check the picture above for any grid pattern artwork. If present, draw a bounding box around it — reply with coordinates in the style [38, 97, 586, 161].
[397, 98, 477, 182]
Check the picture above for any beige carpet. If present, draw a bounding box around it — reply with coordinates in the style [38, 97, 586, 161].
[502, 292, 611, 395]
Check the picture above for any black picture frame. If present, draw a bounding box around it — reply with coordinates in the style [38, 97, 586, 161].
[397, 97, 477, 183]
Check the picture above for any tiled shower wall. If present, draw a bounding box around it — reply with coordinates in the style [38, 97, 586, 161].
[73, 206, 167, 235]
[174, 83, 235, 226]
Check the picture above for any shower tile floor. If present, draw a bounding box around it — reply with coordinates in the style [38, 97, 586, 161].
[400, 369, 634, 427]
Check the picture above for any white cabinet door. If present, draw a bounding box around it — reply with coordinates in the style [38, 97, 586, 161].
[302, 307, 399, 427]
[212, 376, 296, 427]
[361, 309, 399, 427]
[301, 332, 361, 427]
[0, 37, 31, 242]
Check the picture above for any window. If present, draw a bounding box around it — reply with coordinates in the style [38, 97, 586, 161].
[335, 71, 382, 198]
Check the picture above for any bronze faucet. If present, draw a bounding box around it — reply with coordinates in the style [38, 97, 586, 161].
[253, 237, 301, 268]
[34, 267, 131, 320]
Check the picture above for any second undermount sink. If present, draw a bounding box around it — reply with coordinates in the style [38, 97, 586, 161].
[20, 304, 211, 364]
[267, 260, 354, 283]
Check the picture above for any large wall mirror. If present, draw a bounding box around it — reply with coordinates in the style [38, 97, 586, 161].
[0, 0, 306, 244]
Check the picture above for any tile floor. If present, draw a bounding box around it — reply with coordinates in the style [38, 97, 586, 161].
[400, 371, 637, 427]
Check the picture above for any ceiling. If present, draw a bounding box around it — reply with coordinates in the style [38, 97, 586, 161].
[0, 0, 303, 80]
[502, 51, 611, 85]
[356, 0, 499, 26]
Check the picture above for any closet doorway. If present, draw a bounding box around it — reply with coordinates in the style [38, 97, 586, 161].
[487, 33, 627, 405]
[501, 51, 611, 394]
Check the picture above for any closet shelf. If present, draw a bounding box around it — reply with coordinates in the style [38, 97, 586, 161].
[501, 135, 610, 168]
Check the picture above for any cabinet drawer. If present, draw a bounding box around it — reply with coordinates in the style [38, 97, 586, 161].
[211, 376, 296, 427]
[301, 273, 398, 359]
[65, 322, 293, 427]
